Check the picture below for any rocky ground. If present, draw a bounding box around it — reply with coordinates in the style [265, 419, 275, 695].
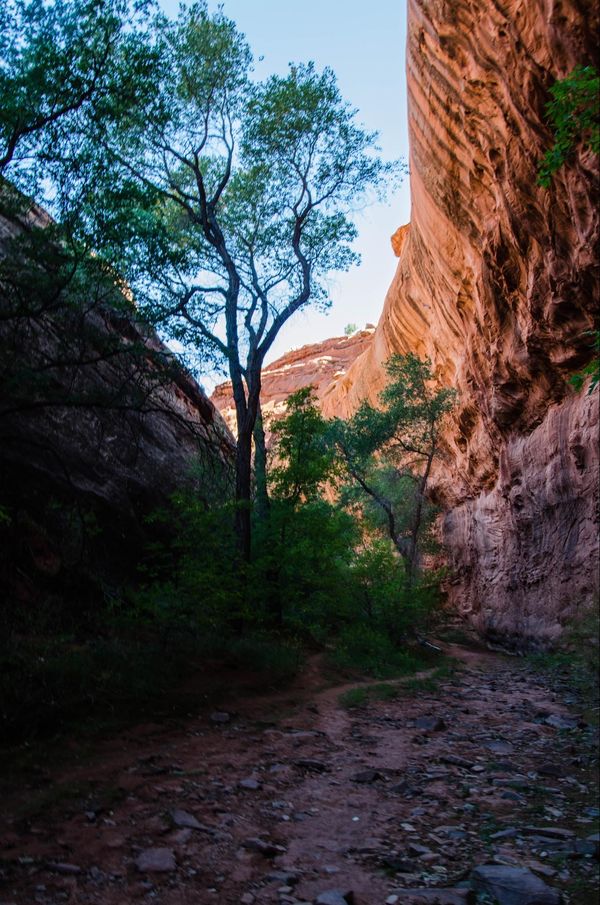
[0, 641, 598, 905]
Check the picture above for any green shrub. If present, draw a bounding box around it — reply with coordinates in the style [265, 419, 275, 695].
[331, 623, 421, 679]
[224, 633, 302, 684]
[538, 65, 600, 187]
[338, 687, 369, 709]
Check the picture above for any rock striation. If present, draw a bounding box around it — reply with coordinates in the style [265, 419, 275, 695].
[322, 0, 599, 643]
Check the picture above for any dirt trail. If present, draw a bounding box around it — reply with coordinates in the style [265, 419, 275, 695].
[0, 642, 598, 904]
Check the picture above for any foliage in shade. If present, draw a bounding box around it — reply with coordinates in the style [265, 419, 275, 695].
[569, 331, 600, 395]
[538, 64, 600, 188]
[0, 0, 158, 186]
[330, 354, 456, 584]
[0, 2, 440, 741]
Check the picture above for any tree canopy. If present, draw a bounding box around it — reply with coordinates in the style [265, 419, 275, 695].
[0, 0, 157, 184]
[1, 0, 400, 558]
[64, 2, 396, 554]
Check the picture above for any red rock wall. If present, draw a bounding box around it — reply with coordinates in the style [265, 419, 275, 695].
[323, 0, 599, 643]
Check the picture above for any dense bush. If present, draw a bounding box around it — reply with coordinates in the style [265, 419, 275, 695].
[0, 370, 446, 744]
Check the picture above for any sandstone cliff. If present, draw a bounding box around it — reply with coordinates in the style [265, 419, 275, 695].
[0, 200, 234, 602]
[321, 0, 599, 644]
[211, 329, 374, 435]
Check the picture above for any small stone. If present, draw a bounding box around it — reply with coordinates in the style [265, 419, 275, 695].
[490, 827, 518, 840]
[266, 870, 299, 885]
[350, 769, 380, 784]
[294, 758, 329, 773]
[439, 755, 473, 769]
[485, 740, 514, 755]
[437, 826, 467, 840]
[49, 863, 81, 875]
[134, 848, 176, 873]
[407, 842, 432, 856]
[314, 890, 353, 905]
[522, 827, 575, 839]
[240, 895, 255, 905]
[414, 716, 446, 732]
[471, 864, 561, 904]
[210, 711, 231, 724]
[537, 763, 566, 778]
[239, 778, 262, 791]
[170, 809, 204, 830]
[544, 714, 579, 730]
[242, 837, 278, 857]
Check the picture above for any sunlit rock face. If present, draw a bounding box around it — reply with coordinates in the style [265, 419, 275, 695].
[211, 329, 374, 435]
[323, 0, 599, 644]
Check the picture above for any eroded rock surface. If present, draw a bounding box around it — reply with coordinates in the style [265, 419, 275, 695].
[321, 0, 599, 641]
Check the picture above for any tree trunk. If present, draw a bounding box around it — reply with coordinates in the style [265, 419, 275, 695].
[235, 426, 253, 561]
[253, 401, 270, 521]
[406, 447, 435, 588]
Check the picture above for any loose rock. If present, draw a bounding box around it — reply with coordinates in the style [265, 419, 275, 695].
[170, 808, 205, 830]
[210, 711, 231, 724]
[134, 848, 176, 873]
[314, 890, 354, 905]
[351, 769, 380, 784]
[471, 864, 562, 905]
[414, 717, 446, 732]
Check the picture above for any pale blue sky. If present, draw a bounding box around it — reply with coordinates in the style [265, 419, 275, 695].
[159, 0, 410, 366]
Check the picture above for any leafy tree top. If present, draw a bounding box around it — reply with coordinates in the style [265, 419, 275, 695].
[0, 0, 157, 187]
[334, 353, 456, 465]
[50, 2, 400, 380]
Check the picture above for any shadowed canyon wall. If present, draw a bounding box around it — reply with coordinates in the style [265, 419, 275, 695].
[321, 0, 599, 644]
[0, 202, 235, 605]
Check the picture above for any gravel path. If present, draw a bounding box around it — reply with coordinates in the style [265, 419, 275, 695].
[0, 643, 598, 904]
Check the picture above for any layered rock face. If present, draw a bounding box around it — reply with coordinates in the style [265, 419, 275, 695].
[0, 202, 234, 599]
[323, 0, 599, 643]
[212, 329, 374, 435]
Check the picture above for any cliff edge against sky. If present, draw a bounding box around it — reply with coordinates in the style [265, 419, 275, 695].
[321, 0, 599, 643]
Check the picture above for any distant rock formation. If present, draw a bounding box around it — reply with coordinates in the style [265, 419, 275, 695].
[211, 329, 374, 435]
